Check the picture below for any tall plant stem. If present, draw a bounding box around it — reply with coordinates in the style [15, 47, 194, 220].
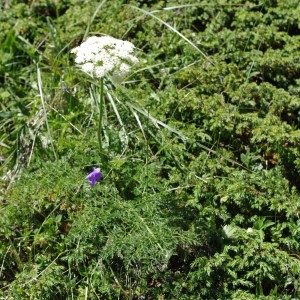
[97, 77, 104, 156]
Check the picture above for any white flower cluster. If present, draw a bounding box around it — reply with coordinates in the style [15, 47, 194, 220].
[246, 227, 254, 233]
[71, 36, 138, 83]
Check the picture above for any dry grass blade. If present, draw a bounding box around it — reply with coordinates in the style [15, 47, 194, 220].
[36, 66, 57, 160]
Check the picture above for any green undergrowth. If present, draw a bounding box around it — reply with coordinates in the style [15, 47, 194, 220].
[1, 0, 300, 299]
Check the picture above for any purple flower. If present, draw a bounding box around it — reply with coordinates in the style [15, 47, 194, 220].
[87, 168, 103, 187]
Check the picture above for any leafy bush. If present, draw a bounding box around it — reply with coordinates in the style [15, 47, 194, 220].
[1, 0, 300, 299]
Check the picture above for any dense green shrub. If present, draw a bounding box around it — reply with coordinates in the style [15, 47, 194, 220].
[1, 0, 300, 299]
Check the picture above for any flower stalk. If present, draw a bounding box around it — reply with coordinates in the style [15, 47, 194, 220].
[98, 77, 104, 155]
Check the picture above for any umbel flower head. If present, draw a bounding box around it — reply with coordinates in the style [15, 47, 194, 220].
[71, 36, 138, 83]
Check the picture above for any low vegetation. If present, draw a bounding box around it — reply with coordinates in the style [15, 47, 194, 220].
[1, 0, 300, 299]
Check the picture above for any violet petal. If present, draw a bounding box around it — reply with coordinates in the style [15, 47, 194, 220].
[87, 168, 103, 187]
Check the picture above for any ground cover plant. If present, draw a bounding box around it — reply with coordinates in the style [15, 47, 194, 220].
[0, 0, 300, 299]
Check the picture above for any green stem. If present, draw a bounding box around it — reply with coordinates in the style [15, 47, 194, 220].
[97, 77, 104, 155]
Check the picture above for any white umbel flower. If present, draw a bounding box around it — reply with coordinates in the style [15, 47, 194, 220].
[71, 36, 138, 83]
[246, 227, 254, 233]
